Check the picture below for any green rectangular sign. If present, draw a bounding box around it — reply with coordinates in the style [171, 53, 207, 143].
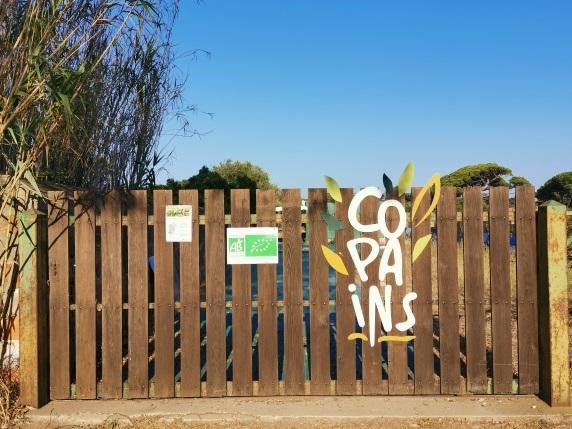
[227, 227, 279, 264]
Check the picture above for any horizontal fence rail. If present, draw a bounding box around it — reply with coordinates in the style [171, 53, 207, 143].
[43, 186, 542, 399]
[66, 210, 532, 226]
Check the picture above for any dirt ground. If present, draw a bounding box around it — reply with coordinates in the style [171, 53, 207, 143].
[24, 395, 572, 429]
[75, 417, 572, 429]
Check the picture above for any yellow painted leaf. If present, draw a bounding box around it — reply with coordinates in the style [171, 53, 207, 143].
[321, 245, 348, 275]
[412, 234, 432, 263]
[377, 335, 416, 343]
[324, 175, 342, 202]
[411, 172, 441, 227]
[348, 333, 369, 342]
[398, 162, 415, 196]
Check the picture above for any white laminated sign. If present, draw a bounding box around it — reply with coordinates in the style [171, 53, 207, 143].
[165, 205, 193, 242]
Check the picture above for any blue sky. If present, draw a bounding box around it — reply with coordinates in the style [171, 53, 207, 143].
[159, 0, 572, 188]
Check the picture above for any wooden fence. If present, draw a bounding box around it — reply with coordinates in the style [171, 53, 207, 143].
[15, 186, 571, 406]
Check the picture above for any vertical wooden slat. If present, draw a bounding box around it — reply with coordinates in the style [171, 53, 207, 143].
[18, 210, 49, 408]
[256, 190, 278, 395]
[308, 188, 330, 395]
[231, 189, 253, 396]
[74, 192, 96, 398]
[101, 191, 123, 398]
[412, 187, 435, 394]
[387, 194, 410, 394]
[537, 201, 570, 406]
[437, 187, 460, 394]
[127, 190, 149, 398]
[515, 185, 539, 394]
[179, 190, 201, 397]
[48, 192, 70, 399]
[153, 190, 175, 398]
[282, 189, 304, 395]
[205, 189, 226, 397]
[489, 186, 513, 394]
[335, 188, 357, 395]
[361, 194, 386, 395]
[463, 187, 487, 393]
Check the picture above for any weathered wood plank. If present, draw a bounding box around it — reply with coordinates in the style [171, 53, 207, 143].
[515, 186, 539, 394]
[256, 190, 279, 396]
[282, 189, 304, 395]
[412, 187, 435, 394]
[335, 188, 358, 395]
[537, 201, 570, 406]
[47, 192, 70, 399]
[387, 194, 410, 394]
[489, 186, 513, 394]
[127, 190, 149, 398]
[74, 192, 97, 399]
[308, 188, 330, 395]
[463, 187, 487, 394]
[179, 190, 201, 397]
[437, 187, 460, 394]
[101, 191, 123, 398]
[153, 190, 175, 398]
[205, 189, 227, 397]
[361, 194, 386, 395]
[231, 189, 253, 396]
[18, 210, 49, 408]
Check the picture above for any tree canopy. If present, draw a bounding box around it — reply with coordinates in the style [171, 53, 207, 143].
[441, 163, 530, 190]
[213, 160, 276, 190]
[160, 160, 279, 211]
[537, 171, 572, 207]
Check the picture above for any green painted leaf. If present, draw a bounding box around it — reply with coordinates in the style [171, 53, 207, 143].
[321, 211, 344, 232]
[398, 162, 415, 196]
[382, 173, 394, 196]
[324, 175, 342, 202]
[321, 245, 348, 275]
[412, 234, 432, 263]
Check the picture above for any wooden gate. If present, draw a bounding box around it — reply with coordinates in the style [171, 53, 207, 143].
[21, 186, 559, 400]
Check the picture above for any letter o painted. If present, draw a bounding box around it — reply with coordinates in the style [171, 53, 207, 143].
[377, 200, 406, 239]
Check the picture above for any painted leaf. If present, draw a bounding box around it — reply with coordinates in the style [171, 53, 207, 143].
[398, 162, 414, 196]
[377, 335, 416, 343]
[348, 333, 369, 342]
[321, 211, 344, 232]
[324, 175, 342, 202]
[321, 244, 348, 275]
[382, 173, 394, 196]
[412, 234, 432, 263]
[411, 172, 441, 227]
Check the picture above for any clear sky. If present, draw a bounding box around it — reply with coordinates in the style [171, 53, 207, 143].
[159, 0, 571, 189]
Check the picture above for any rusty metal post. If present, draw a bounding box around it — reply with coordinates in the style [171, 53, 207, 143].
[537, 200, 570, 406]
[18, 210, 49, 408]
